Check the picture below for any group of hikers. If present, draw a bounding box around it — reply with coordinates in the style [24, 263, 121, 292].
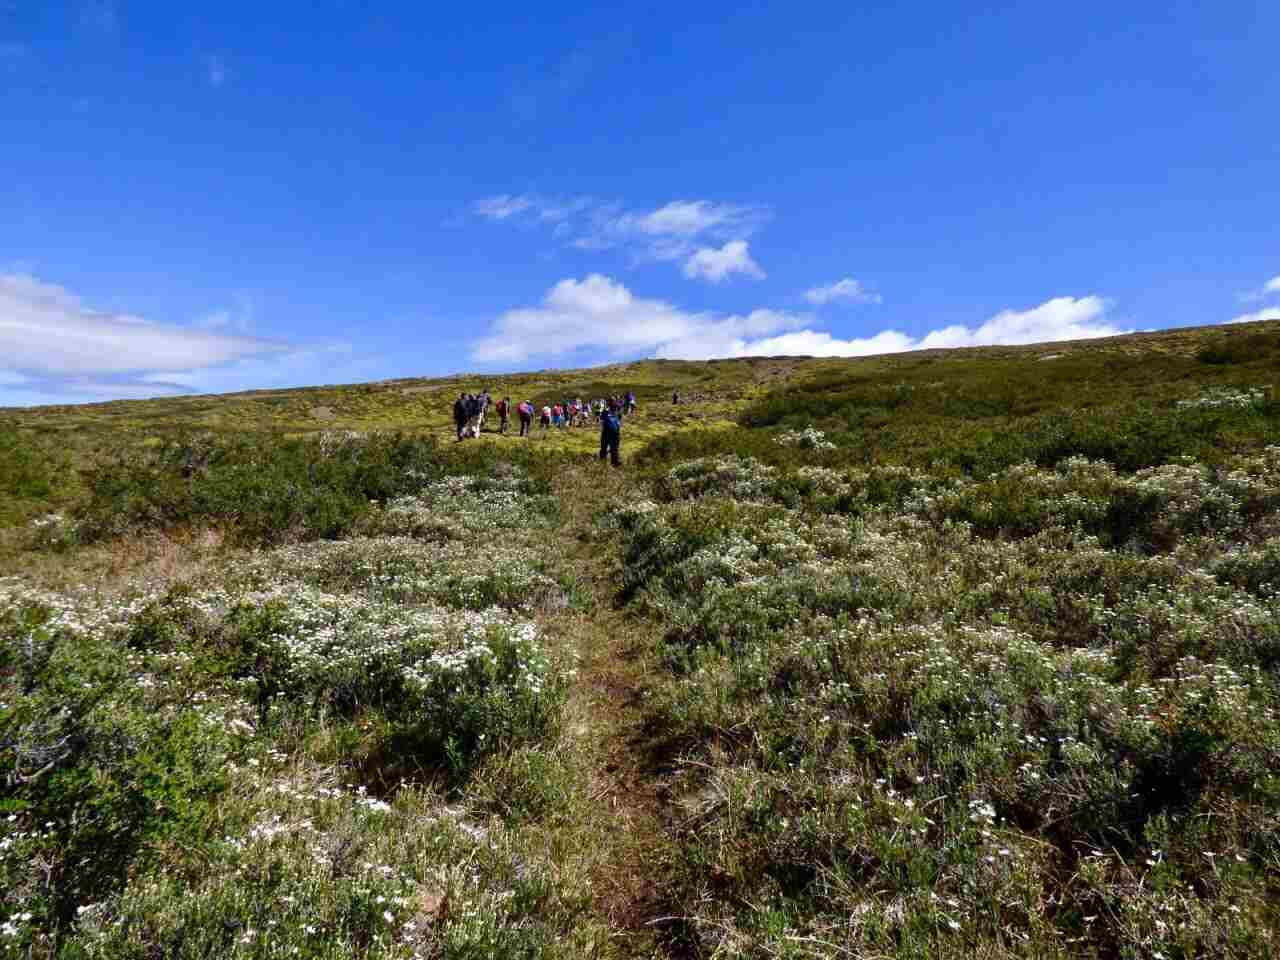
[452, 389, 637, 465]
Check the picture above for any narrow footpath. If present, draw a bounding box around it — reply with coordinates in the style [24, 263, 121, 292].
[537, 461, 680, 959]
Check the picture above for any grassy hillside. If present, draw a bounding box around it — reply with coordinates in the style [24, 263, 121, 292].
[2, 319, 1280, 958]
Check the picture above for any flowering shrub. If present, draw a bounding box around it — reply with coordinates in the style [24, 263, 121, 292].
[1, 453, 574, 953]
[1176, 387, 1269, 410]
[370, 472, 559, 541]
[774, 425, 837, 450]
[608, 446, 1280, 957]
[217, 587, 563, 755]
[228, 536, 567, 611]
[28, 513, 78, 551]
[659, 456, 778, 502]
[66, 773, 599, 959]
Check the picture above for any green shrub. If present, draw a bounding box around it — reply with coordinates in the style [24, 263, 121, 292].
[0, 423, 71, 528]
[73, 431, 564, 546]
[605, 445, 1280, 957]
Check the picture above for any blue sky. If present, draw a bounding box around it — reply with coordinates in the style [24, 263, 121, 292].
[1, 0, 1277, 406]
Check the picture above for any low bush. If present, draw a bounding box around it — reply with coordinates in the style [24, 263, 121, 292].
[2, 454, 576, 955]
[606, 444, 1280, 957]
[719, 342, 1280, 478]
[72, 431, 564, 547]
[0, 424, 72, 528]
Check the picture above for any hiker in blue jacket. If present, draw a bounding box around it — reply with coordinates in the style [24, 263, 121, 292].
[599, 407, 622, 466]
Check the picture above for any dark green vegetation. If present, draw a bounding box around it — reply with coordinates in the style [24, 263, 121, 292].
[0, 423, 72, 527]
[73, 431, 564, 547]
[640, 323, 1280, 477]
[596, 323, 1280, 957]
[2, 438, 597, 957]
[2, 319, 1279, 957]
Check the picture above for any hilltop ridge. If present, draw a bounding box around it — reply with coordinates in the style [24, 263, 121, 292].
[4, 318, 1278, 446]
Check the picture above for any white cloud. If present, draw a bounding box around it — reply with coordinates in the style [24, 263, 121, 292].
[715, 328, 916, 359]
[916, 296, 1122, 349]
[473, 279, 1128, 365]
[0, 273, 282, 376]
[622, 200, 753, 238]
[1226, 306, 1280, 325]
[0, 273, 347, 406]
[471, 274, 806, 363]
[475, 194, 535, 220]
[472, 194, 769, 269]
[804, 278, 882, 306]
[683, 240, 765, 284]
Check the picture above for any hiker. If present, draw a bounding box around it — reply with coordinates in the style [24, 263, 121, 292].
[539, 404, 552, 434]
[518, 400, 533, 437]
[672, 390, 679, 405]
[497, 396, 510, 434]
[453, 392, 467, 440]
[625, 390, 637, 414]
[464, 393, 481, 438]
[599, 406, 622, 466]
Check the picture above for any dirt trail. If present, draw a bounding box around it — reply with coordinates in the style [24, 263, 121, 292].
[542, 461, 679, 958]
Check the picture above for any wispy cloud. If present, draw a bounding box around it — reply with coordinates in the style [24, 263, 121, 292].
[472, 194, 770, 270]
[471, 274, 806, 363]
[914, 296, 1121, 350]
[683, 240, 765, 284]
[475, 194, 534, 220]
[0, 272, 328, 406]
[472, 277, 1126, 364]
[804, 277, 882, 306]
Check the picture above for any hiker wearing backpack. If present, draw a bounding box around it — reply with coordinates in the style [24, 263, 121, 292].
[518, 400, 533, 437]
[539, 404, 552, 434]
[599, 407, 622, 466]
[496, 397, 510, 434]
[625, 390, 637, 414]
